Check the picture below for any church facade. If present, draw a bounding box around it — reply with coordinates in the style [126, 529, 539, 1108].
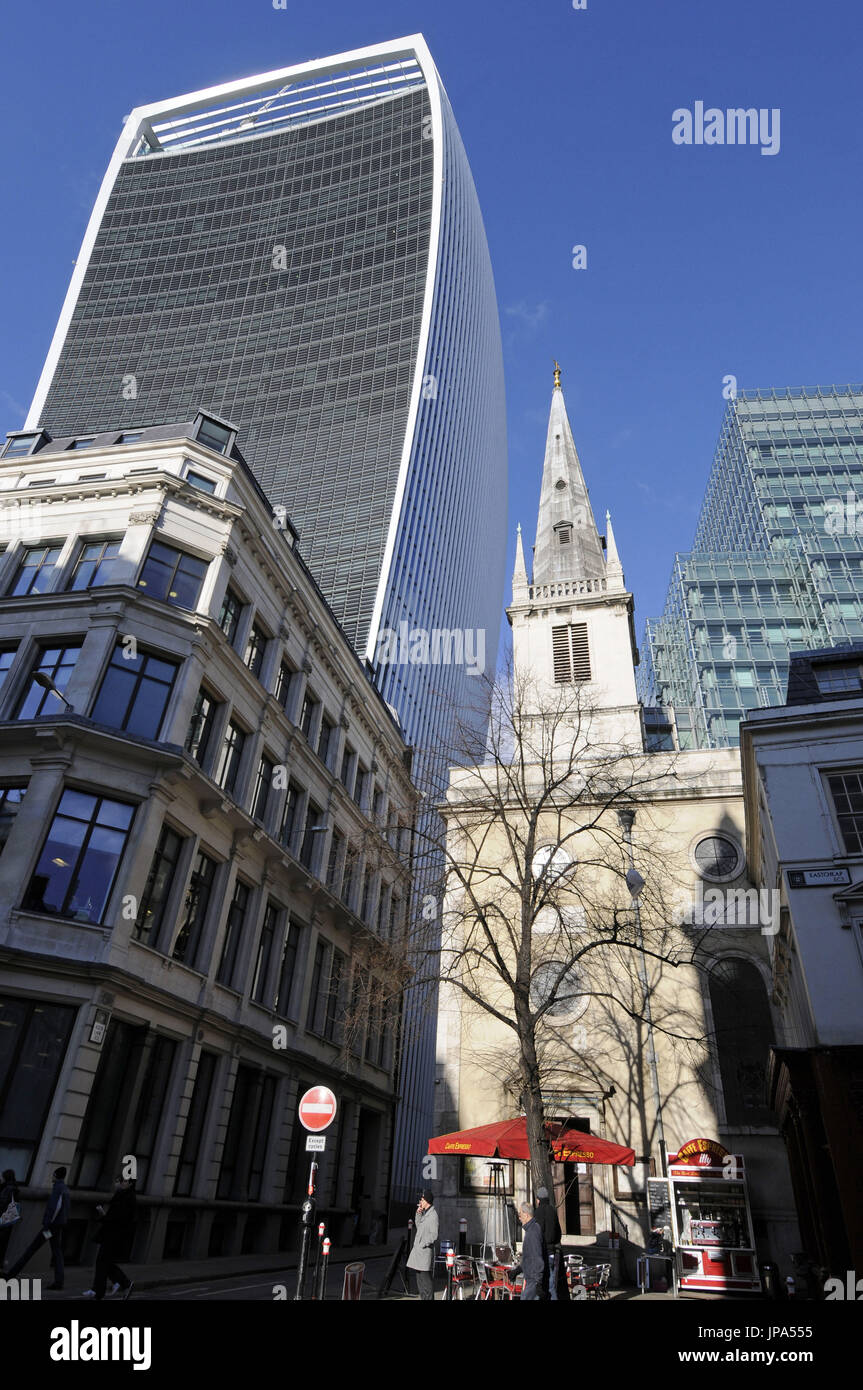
[431, 370, 800, 1282]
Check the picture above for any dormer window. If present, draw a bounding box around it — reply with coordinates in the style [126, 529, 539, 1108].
[195, 415, 233, 455]
[554, 520, 573, 546]
[3, 433, 41, 459]
[814, 661, 863, 696]
[69, 437, 96, 450]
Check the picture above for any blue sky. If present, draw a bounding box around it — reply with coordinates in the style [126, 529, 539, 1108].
[2, 0, 862, 653]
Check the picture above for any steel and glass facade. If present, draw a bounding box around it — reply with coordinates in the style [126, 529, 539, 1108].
[24, 37, 506, 1213]
[641, 387, 863, 747]
[27, 38, 507, 700]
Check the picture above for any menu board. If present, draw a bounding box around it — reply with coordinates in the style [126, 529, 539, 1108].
[647, 1177, 672, 1230]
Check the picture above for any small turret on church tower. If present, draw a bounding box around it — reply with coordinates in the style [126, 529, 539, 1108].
[507, 365, 644, 751]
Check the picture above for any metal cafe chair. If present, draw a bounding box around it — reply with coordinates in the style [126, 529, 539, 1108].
[582, 1262, 611, 1300]
[564, 1253, 585, 1295]
[475, 1260, 520, 1300]
[433, 1239, 454, 1278]
[452, 1256, 479, 1299]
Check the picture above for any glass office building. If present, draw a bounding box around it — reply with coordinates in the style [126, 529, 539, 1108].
[641, 386, 863, 748]
[23, 38, 507, 1211]
[27, 37, 507, 700]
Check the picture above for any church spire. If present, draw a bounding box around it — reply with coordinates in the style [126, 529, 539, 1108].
[531, 370, 605, 587]
[512, 522, 529, 601]
[605, 509, 625, 592]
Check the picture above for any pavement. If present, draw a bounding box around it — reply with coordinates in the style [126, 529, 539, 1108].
[6, 1234, 727, 1301]
[4, 1238, 407, 1301]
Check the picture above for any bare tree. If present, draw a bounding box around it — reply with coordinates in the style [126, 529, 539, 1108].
[396, 658, 724, 1200]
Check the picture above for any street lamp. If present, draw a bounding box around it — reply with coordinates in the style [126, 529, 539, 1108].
[616, 807, 668, 1177]
[33, 671, 74, 711]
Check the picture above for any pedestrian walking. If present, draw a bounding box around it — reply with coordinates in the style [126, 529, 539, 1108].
[512, 1200, 549, 1300]
[82, 1176, 136, 1300]
[6, 1165, 70, 1290]
[0, 1169, 22, 1269]
[406, 1189, 439, 1300]
[534, 1186, 565, 1300]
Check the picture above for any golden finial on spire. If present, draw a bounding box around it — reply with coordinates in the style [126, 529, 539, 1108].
[553, 360, 561, 389]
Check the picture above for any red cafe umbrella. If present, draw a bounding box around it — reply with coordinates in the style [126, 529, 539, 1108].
[428, 1116, 635, 1165]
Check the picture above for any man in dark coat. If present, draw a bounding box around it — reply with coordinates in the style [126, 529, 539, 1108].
[535, 1186, 564, 1300]
[6, 1165, 70, 1289]
[512, 1201, 549, 1300]
[83, 1177, 136, 1300]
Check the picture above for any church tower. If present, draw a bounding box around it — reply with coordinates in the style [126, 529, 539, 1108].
[508, 365, 644, 751]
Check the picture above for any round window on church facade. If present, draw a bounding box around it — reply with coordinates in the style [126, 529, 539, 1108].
[693, 834, 742, 882]
[530, 959, 588, 1022]
[531, 845, 577, 882]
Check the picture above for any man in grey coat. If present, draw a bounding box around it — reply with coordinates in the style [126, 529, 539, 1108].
[406, 1189, 439, 1300]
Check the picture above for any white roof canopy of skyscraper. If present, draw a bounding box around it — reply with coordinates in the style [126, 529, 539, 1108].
[136, 54, 426, 156]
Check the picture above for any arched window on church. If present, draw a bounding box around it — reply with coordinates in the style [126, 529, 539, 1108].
[708, 957, 775, 1126]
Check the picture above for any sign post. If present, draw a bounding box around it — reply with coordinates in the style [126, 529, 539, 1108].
[311, 1221, 325, 1300]
[294, 1086, 337, 1301]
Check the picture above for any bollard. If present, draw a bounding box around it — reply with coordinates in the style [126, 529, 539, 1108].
[785, 1275, 795, 1300]
[458, 1217, 467, 1256]
[342, 1260, 364, 1300]
[311, 1222, 325, 1299]
[446, 1249, 455, 1301]
[316, 1235, 331, 1301]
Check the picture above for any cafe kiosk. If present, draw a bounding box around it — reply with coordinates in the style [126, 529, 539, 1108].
[664, 1138, 761, 1294]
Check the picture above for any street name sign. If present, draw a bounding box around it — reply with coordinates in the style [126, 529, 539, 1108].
[788, 867, 851, 888]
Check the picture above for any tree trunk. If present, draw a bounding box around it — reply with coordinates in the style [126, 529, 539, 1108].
[516, 1013, 554, 1197]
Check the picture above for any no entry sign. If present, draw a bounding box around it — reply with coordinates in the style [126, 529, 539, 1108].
[298, 1085, 337, 1133]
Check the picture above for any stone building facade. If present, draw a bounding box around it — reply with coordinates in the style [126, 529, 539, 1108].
[741, 645, 863, 1278]
[433, 375, 800, 1280]
[0, 413, 415, 1265]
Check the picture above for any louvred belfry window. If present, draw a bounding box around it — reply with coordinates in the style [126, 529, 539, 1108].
[552, 623, 591, 684]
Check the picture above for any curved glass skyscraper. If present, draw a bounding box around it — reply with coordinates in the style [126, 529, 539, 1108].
[25, 36, 507, 1209]
[28, 37, 506, 708]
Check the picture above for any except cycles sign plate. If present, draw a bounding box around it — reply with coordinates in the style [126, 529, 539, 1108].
[298, 1085, 337, 1132]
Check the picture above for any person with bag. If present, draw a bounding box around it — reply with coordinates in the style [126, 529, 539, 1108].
[6, 1165, 70, 1289]
[82, 1175, 136, 1300]
[0, 1169, 22, 1268]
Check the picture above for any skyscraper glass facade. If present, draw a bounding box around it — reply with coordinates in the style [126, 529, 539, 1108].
[28, 42, 506, 689]
[641, 386, 863, 748]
